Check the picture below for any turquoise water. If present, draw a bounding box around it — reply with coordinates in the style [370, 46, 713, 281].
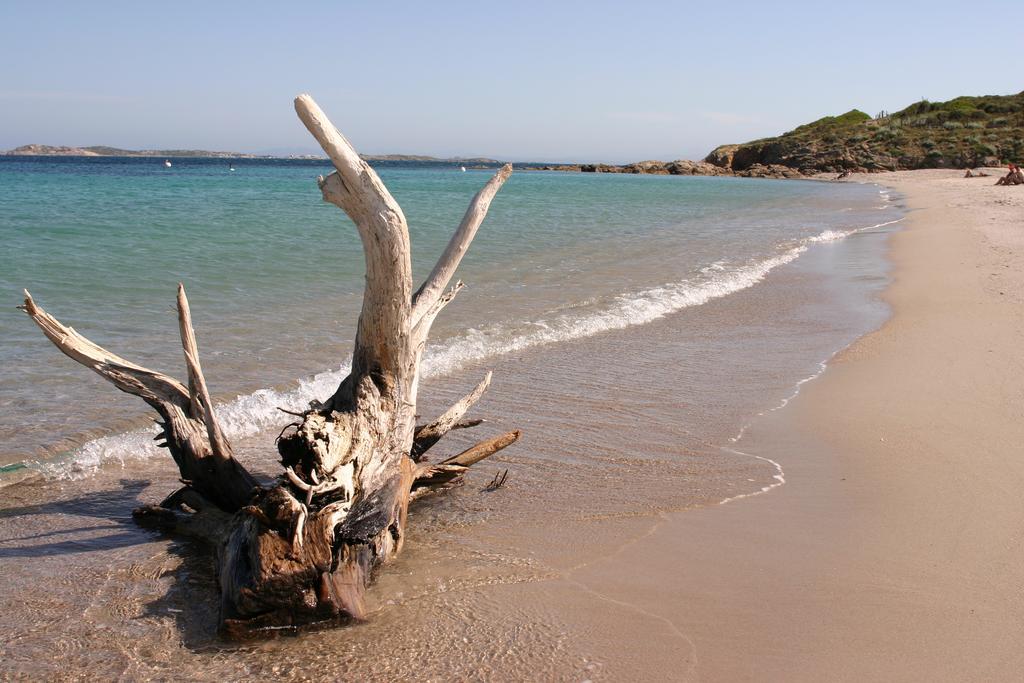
[0, 156, 900, 472]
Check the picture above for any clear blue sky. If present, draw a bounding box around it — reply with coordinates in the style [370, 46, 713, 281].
[1, 1, 1020, 162]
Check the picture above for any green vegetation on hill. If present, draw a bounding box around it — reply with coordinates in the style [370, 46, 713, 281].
[784, 109, 872, 139]
[706, 92, 1024, 173]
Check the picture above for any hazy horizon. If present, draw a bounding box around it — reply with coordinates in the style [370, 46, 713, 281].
[2, 1, 1022, 164]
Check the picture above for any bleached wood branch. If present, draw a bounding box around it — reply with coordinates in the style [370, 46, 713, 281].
[293, 94, 405, 228]
[415, 418, 484, 434]
[441, 429, 520, 468]
[176, 285, 204, 419]
[176, 284, 232, 462]
[411, 164, 512, 327]
[411, 281, 464, 350]
[20, 290, 190, 409]
[294, 94, 412, 380]
[411, 371, 492, 461]
[20, 289, 257, 511]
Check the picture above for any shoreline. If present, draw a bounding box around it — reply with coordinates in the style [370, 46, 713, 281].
[560, 168, 1024, 680]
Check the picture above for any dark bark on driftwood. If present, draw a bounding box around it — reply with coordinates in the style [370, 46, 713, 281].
[21, 94, 520, 639]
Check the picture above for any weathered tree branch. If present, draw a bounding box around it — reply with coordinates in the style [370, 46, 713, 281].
[294, 93, 412, 387]
[411, 163, 513, 327]
[411, 371, 493, 461]
[441, 429, 521, 468]
[412, 280, 464, 347]
[176, 283, 232, 462]
[132, 487, 234, 545]
[21, 289, 190, 408]
[19, 290, 258, 512]
[415, 418, 484, 437]
[412, 430, 521, 497]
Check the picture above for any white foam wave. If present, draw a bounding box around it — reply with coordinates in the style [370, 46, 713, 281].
[805, 229, 848, 243]
[18, 217, 902, 481]
[717, 448, 787, 504]
[715, 357, 829, 505]
[424, 249, 805, 378]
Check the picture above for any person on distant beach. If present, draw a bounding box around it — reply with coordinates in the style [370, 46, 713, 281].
[965, 169, 974, 178]
[995, 163, 1023, 186]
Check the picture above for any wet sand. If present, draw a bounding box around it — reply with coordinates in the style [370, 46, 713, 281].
[561, 169, 1024, 680]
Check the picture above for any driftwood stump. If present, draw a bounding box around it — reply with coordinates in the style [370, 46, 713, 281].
[21, 94, 520, 639]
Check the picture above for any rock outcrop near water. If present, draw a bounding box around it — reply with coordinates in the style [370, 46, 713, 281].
[528, 159, 799, 179]
[533, 159, 732, 176]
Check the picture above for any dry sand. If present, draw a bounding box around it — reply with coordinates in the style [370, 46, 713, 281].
[553, 169, 1024, 680]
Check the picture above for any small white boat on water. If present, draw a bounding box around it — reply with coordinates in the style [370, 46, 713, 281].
[460, 166, 467, 172]
[163, 160, 172, 168]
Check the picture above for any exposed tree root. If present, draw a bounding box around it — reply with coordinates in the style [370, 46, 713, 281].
[20, 94, 520, 639]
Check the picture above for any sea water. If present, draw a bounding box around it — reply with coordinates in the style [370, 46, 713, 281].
[0, 157, 898, 473]
[0, 156, 902, 679]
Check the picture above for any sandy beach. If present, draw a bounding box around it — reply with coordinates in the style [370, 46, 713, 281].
[555, 169, 1024, 680]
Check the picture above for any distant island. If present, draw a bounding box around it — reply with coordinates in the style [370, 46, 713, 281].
[2, 144, 503, 165]
[4, 144, 261, 158]
[361, 154, 502, 163]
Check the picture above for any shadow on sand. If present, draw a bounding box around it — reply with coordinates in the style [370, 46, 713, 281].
[0, 478, 238, 651]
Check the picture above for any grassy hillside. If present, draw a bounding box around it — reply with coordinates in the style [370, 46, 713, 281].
[706, 92, 1024, 173]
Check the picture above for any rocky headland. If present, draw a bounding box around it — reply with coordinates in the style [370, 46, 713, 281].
[529, 91, 1024, 179]
[704, 93, 1023, 175]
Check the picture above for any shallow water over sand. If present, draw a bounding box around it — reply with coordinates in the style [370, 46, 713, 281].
[0, 159, 899, 679]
